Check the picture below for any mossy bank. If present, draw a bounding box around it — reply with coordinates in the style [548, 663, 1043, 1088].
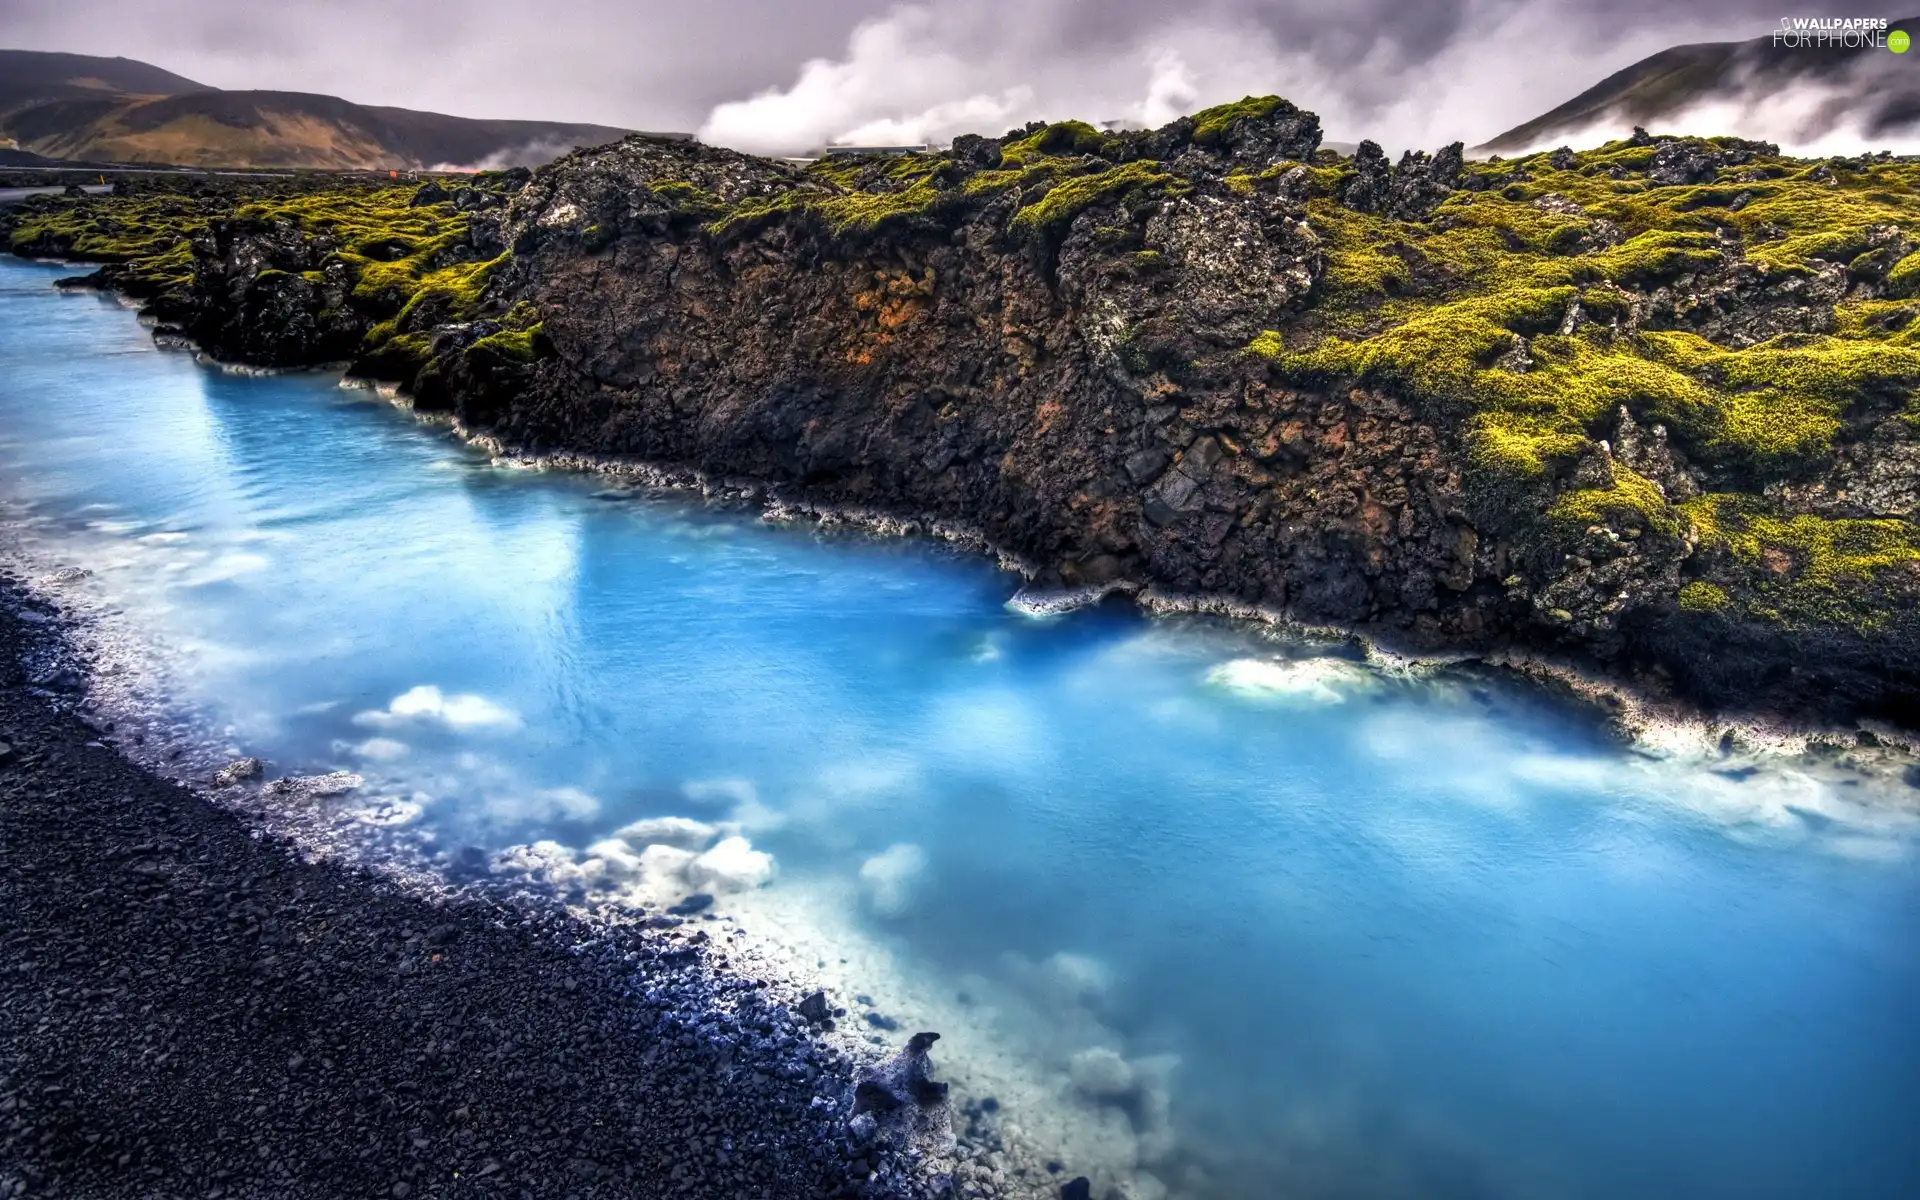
[8, 101, 1920, 726]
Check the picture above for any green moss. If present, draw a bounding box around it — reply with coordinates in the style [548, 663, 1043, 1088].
[1190, 96, 1284, 145]
[707, 171, 946, 237]
[1885, 250, 1920, 298]
[647, 180, 728, 220]
[1680, 494, 1920, 628]
[1678, 581, 1732, 611]
[999, 121, 1110, 166]
[468, 322, 543, 364]
[1579, 230, 1722, 287]
[6, 192, 221, 294]
[1639, 329, 1920, 469]
[962, 168, 1027, 197]
[1008, 160, 1188, 233]
[389, 254, 504, 326]
[1550, 466, 1677, 535]
[804, 159, 867, 190]
[1467, 411, 1590, 478]
[1250, 143, 1920, 492]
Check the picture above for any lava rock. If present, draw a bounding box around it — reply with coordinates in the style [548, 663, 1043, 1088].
[798, 990, 833, 1023]
[213, 756, 263, 787]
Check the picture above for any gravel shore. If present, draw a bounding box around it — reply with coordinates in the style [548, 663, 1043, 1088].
[0, 577, 965, 1200]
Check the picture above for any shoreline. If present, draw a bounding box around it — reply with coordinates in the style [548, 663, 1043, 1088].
[0, 509, 1211, 1200]
[345, 375, 1920, 781]
[0, 565, 992, 1199]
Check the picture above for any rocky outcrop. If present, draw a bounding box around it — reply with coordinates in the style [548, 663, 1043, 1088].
[1343, 139, 1464, 219]
[17, 100, 1920, 727]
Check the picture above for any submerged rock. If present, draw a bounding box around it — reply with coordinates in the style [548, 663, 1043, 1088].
[797, 990, 833, 1023]
[213, 756, 263, 788]
[850, 1031, 954, 1164]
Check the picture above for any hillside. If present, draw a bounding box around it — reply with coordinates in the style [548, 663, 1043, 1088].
[0, 48, 632, 170]
[1482, 18, 1920, 152]
[0, 49, 209, 110]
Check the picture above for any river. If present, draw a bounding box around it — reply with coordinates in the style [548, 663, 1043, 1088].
[2, 256, 1917, 1199]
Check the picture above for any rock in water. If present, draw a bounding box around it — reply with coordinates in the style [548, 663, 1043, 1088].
[797, 990, 832, 1023]
[849, 1031, 953, 1161]
[213, 756, 263, 787]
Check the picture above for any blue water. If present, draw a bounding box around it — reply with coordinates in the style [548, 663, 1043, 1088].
[3, 256, 1918, 1199]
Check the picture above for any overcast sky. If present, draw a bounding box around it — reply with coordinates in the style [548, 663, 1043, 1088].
[0, 0, 1814, 151]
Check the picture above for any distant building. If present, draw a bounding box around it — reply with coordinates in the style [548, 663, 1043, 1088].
[818, 144, 929, 157]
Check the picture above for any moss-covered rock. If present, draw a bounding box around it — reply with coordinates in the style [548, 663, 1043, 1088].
[15, 110, 1920, 723]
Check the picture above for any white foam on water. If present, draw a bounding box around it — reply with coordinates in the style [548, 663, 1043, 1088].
[1005, 585, 1121, 618]
[720, 879, 1193, 1200]
[492, 829, 782, 908]
[1356, 708, 1920, 853]
[858, 843, 928, 917]
[683, 777, 759, 808]
[689, 835, 779, 893]
[471, 814, 1180, 1196]
[345, 736, 411, 762]
[187, 550, 272, 584]
[1204, 656, 1373, 705]
[483, 785, 600, 825]
[613, 816, 719, 849]
[353, 684, 521, 732]
[353, 796, 425, 827]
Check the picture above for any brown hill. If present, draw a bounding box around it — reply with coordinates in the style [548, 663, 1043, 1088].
[0, 48, 634, 169]
[0, 49, 210, 109]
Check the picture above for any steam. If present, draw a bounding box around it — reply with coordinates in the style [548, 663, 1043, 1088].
[696, 0, 1736, 156]
[1497, 58, 1920, 156]
[429, 136, 585, 173]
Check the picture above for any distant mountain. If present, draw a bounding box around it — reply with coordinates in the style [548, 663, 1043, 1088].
[1481, 18, 1920, 153]
[0, 48, 635, 170]
[0, 49, 211, 109]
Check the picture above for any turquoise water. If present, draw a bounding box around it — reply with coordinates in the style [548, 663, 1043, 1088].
[3, 256, 1918, 1199]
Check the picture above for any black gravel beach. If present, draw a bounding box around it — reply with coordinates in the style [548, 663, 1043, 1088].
[0, 576, 967, 1200]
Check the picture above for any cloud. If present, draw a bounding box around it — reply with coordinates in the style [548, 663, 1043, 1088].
[694, 0, 1794, 156]
[8, 1, 1809, 156]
